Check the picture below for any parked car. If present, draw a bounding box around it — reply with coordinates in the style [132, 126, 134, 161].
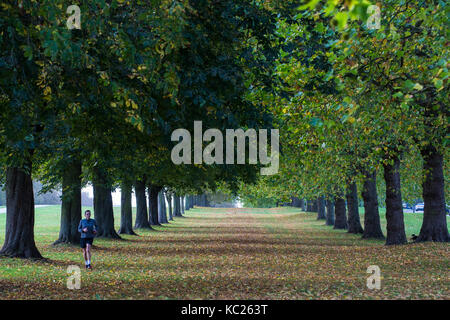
[415, 203, 424, 212]
[402, 203, 414, 213]
[402, 203, 412, 210]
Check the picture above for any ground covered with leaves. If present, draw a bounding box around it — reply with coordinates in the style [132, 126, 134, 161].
[0, 206, 448, 299]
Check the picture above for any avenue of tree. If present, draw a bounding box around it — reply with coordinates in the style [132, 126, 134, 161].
[0, 0, 448, 259]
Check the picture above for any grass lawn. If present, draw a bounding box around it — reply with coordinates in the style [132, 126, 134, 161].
[358, 206, 436, 238]
[0, 206, 448, 299]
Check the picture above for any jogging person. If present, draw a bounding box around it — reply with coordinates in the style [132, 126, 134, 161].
[78, 210, 98, 270]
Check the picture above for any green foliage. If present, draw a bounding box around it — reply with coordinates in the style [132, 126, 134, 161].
[239, 0, 448, 207]
[0, 0, 281, 197]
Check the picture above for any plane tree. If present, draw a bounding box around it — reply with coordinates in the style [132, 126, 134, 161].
[328, 0, 449, 242]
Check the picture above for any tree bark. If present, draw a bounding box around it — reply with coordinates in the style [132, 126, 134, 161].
[306, 200, 313, 212]
[158, 191, 169, 224]
[189, 195, 194, 209]
[317, 196, 326, 220]
[311, 199, 318, 212]
[186, 195, 192, 210]
[184, 195, 189, 210]
[181, 196, 186, 214]
[166, 193, 173, 221]
[299, 199, 305, 211]
[417, 146, 449, 242]
[361, 171, 384, 239]
[383, 157, 407, 245]
[346, 182, 363, 234]
[325, 198, 335, 226]
[118, 183, 136, 235]
[292, 197, 304, 209]
[174, 195, 182, 217]
[334, 195, 348, 229]
[93, 169, 121, 239]
[134, 180, 151, 229]
[200, 194, 208, 207]
[314, 200, 318, 212]
[148, 185, 162, 226]
[54, 160, 82, 245]
[0, 167, 42, 259]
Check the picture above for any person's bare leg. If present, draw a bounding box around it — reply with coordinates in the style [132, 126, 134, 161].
[86, 244, 92, 267]
[82, 248, 87, 261]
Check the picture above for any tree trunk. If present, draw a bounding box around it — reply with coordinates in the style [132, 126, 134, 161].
[174, 195, 182, 217]
[185, 195, 189, 210]
[186, 195, 192, 210]
[158, 191, 169, 224]
[163, 193, 168, 219]
[299, 199, 305, 211]
[317, 196, 326, 220]
[292, 197, 304, 209]
[346, 182, 363, 234]
[311, 199, 318, 212]
[181, 196, 186, 214]
[383, 157, 407, 245]
[334, 195, 348, 229]
[201, 194, 208, 207]
[0, 167, 42, 259]
[417, 146, 449, 242]
[134, 180, 151, 229]
[361, 171, 384, 239]
[189, 195, 194, 209]
[54, 160, 82, 245]
[93, 170, 121, 239]
[118, 183, 136, 235]
[148, 185, 162, 226]
[325, 198, 335, 226]
[306, 200, 313, 212]
[166, 193, 173, 221]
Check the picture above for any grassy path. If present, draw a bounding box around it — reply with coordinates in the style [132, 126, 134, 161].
[0, 207, 448, 299]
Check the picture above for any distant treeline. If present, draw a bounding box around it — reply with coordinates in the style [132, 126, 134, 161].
[32, 181, 61, 205]
[0, 182, 92, 206]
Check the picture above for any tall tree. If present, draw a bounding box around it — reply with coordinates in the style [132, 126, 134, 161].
[384, 157, 407, 244]
[158, 191, 168, 224]
[0, 167, 42, 259]
[334, 195, 348, 230]
[93, 168, 120, 239]
[317, 196, 326, 220]
[134, 180, 151, 229]
[325, 198, 335, 226]
[346, 182, 363, 234]
[119, 183, 136, 235]
[54, 159, 82, 244]
[148, 185, 162, 226]
[361, 171, 384, 239]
